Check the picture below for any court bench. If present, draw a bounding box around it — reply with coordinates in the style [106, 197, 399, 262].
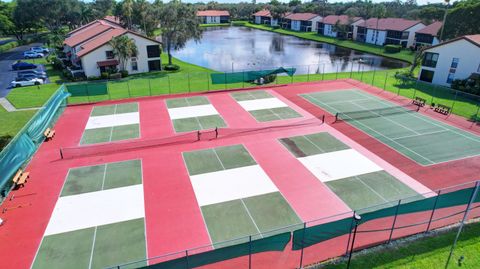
[12, 169, 30, 189]
[433, 103, 451, 115]
[412, 97, 426, 107]
[44, 128, 55, 141]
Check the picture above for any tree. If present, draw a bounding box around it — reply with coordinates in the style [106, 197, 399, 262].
[158, 1, 202, 66]
[443, 0, 480, 39]
[270, 3, 288, 26]
[92, 0, 116, 18]
[109, 35, 138, 71]
[288, 0, 301, 8]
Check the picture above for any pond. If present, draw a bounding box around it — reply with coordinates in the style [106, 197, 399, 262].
[173, 27, 408, 74]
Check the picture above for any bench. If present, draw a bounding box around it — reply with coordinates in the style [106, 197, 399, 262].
[12, 169, 30, 189]
[412, 97, 426, 107]
[44, 128, 55, 140]
[433, 103, 451, 115]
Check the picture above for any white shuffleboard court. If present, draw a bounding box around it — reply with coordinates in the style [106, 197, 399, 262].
[299, 149, 383, 182]
[44, 185, 145, 236]
[190, 165, 278, 206]
[238, 98, 288, 111]
[168, 104, 220, 120]
[85, 112, 140, 130]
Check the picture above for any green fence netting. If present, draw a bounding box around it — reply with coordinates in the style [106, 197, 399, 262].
[0, 86, 69, 196]
[66, 82, 108, 96]
[210, 67, 296, 84]
[138, 232, 291, 269]
[292, 187, 477, 250]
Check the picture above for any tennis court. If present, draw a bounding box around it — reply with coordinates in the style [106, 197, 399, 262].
[80, 102, 140, 145]
[166, 96, 227, 132]
[231, 90, 302, 122]
[301, 89, 480, 165]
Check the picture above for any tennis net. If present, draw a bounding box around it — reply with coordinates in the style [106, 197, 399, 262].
[334, 104, 420, 122]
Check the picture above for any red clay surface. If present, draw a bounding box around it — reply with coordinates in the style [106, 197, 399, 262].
[1, 79, 479, 269]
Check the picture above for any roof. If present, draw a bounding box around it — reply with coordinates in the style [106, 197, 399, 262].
[68, 17, 122, 36]
[285, 13, 320, 21]
[358, 18, 422, 31]
[416, 21, 443, 36]
[76, 28, 127, 57]
[196, 10, 230, 17]
[322, 15, 362, 25]
[64, 22, 114, 47]
[253, 9, 271, 17]
[103, 16, 121, 25]
[424, 34, 480, 51]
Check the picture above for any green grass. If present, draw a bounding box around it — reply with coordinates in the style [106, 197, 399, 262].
[241, 22, 414, 64]
[320, 221, 480, 269]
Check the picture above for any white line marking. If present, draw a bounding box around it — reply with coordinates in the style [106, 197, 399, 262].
[88, 226, 98, 269]
[195, 116, 204, 130]
[212, 149, 226, 170]
[240, 199, 263, 238]
[303, 135, 326, 153]
[267, 108, 283, 120]
[101, 164, 107, 190]
[392, 130, 449, 140]
[355, 176, 389, 203]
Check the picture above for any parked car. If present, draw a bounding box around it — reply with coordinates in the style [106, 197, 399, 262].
[12, 61, 37, 70]
[23, 51, 44, 59]
[17, 73, 47, 82]
[17, 70, 47, 76]
[30, 47, 49, 54]
[10, 77, 43, 87]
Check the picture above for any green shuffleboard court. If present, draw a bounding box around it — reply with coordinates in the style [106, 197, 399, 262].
[166, 96, 227, 132]
[81, 103, 140, 145]
[183, 144, 302, 247]
[301, 90, 480, 165]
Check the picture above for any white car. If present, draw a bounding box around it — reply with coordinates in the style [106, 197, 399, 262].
[23, 51, 44, 59]
[30, 47, 49, 54]
[11, 77, 44, 87]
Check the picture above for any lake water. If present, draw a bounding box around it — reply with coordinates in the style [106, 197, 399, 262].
[174, 27, 408, 74]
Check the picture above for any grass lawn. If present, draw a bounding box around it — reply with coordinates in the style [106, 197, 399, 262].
[320, 221, 480, 269]
[239, 21, 414, 64]
[0, 107, 37, 143]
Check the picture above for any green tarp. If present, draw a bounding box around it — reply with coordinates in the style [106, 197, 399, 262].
[138, 232, 291, 269]
[210, 68, 296, 85]
[66, 82, 108, 96]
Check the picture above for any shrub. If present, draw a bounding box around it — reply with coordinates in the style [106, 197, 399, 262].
[384, 45, 402, 53]
[109, 73, 122, 79]
[51, 57, 63, 70]
[264, 74, 277, 84]
[0, 41, 19, 53]
[100, 72, 109, 79]
[163, 64, 180, 71]
[120, 70, 129, 78]
[87, 76, 101, 81]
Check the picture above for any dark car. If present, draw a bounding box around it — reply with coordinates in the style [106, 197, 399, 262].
[17, 70, 47, 76]
[12, 61, 37, 70]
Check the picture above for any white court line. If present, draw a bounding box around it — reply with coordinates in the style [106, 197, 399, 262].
[107, 105, 118, 142]
[393, 130, 449, 141]
[100, 164, 107, 190]
[267, 108, 283, 120]
[304, 94, 435, 165]
[303, 135, 326, 153]
[322, 97, 373, 105]
[195, 116, 204, 130]
[240, 199, 263, 238]
[212, 149, 226, 170]
[355, 176, 389, 203]
[87, 227, 98, 269]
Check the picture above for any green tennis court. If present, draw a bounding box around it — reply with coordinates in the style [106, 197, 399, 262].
[301, 89, 480, 165]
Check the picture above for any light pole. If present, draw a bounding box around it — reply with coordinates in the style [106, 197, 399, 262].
[439, 0, 450, 42]
[346, 213, 362, 269]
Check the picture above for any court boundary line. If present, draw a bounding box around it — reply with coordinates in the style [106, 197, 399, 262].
[301, 94, 435, 165]
[87, 226, 98, 269]
[302, 135, 327, 154]
[392, 130, 450, 141]
[240, 198, 263, 238]
[354, 176, 390, 204]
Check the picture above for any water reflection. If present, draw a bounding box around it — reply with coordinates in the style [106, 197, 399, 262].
[173, 27, 408, 74]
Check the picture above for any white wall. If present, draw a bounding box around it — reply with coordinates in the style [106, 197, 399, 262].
[419, 39, 480, 86]
[80, 33, 161, 77]
[254, 16, 261, 24]
[323, 24, 337, 37]
[291, 20, 301, 31]
[352, 20, 364, 40]
[366, 29, 386, 46]
[271, 18, 278, 26]
[406, 23, 426, 48]
[205, 16, 221, 24]
[310, 16, 322, 32]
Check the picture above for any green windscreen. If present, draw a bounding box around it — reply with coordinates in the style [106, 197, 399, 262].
[210, 68, 296, 84]
[66, 82, 108, 96]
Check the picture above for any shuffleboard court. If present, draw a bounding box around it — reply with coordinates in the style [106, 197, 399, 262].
[301, 89, 480, 165]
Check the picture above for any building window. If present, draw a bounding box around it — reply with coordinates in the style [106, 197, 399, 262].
[146, 45, 160, 58]
[422, 52, 439, 68]
[105, 50, 114, 59]
[477, 63, 480, 73]
[446, 58, 459, 84]
[148, 60, 161, 71]
[131, 57, 138, 71]
[419, 69, 434, 83]
[447, 73, 455, 84]
[451, 57, 459, 68]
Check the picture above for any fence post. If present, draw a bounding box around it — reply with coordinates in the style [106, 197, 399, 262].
[430, 85, 436, 105]
[445, 181, 480, 269]
[345, 211, 356, 255]
[248, 235, 252, 269]
[383, 72, 388, 90]
[388, 200, 402, 243]
[86, 84, 91, 103]
[242, 70, 245, 89]
[350, 62, 354, 78]
[360, 65, 364, 82]
[475, 103, 480, 123]
[425, 190, 442, 233]
[371, 67, 376, 86]
[322, 65, 325, 81]
[206, 72, 210, 92]
[307, 65, 310, 82]
[168, 75, 171, 94]
[148, 78, 152, 96]
[188, 73, 191, 93]
[291, 67, 294, 84]
[127, 80, 131, 97]
[185, 250, 190, 269]
[298, 222, 307, 269]
[107, 82, 111, 100]
[451, 90, 458, 111]
[413, 80, 418, 99]
[224, 72, 227, 90]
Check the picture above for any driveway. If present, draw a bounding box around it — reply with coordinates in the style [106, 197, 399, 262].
[0, 42, 46, 97]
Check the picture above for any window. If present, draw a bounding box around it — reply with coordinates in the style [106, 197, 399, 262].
[146, 45, 160, 58]
[148, 60, 161, 71]
[105, 50, 114, 59]
[451, 58, 459, 68]
[131, 57, 138, 71]
[447, 73, 455, 84]
[419, 69, 434, 83]
[422, 52, 439, 68]
[477, 63, 480, 73]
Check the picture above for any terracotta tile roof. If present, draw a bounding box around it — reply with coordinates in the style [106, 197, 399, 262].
[416, 21, 443, 36]
[253, 9, 271, 17]
[197, 10, 230, 17]
[68, 20, 100, 35]
[322, 15, 362, 25]
[64, 22, 113, 47]
[285, 13, 320, 21]
[103, 15, 121, 25]
[76, 28, 127, 57]
[359, 18, 422, 31]
[465, 35, 480, 46]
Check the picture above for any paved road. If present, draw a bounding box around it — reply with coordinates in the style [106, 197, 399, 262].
[0, 43, 46, 97]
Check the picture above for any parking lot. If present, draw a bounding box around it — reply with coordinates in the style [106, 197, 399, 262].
[0, 43, 48, 97]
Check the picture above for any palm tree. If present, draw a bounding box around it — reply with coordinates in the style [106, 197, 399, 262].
[109, 35, 138, 71]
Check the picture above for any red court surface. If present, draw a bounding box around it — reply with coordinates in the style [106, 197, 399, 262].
[1, 79, 479, 269]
